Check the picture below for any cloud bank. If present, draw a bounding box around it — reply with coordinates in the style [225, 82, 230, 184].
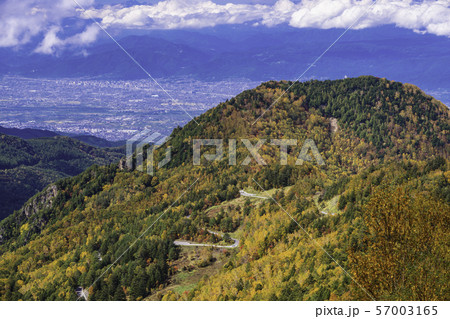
[84, 0, 450, 37]
[0, 0, 449, 54]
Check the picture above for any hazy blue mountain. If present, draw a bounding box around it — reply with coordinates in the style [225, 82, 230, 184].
[69, 135, 126, 148]
[1, 25, 449, 96]
[0, 126, 125, 148]
[0, 126, 58, 139]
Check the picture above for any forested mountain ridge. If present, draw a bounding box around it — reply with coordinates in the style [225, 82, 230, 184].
[0, 134, 125, 220]
[166, 76, 448, 171]
[0, 126, 59, 140]
[0, 76, 448, 301]
[0, 126, 126, 148]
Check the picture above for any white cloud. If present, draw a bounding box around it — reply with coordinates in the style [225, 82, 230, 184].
[34, 26, 64, 54]
[35, 24, 100, 54]
[261, 0, 296, 26]
[84, 0, 273, 29]
[0, 0, 98, 52]
[288, 0, 450, 35]
[0, 0, 449, 54]
[83, 0, 275, 29]
[81, 0, 450, 37]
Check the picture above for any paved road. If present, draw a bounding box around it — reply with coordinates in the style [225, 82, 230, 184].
[174, 199, 247, 249]
[239, 190, 268, 199]
[174, 230, 239, 249]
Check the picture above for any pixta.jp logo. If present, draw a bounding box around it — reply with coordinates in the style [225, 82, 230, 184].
[193, 138, 325, 166]
[126, 129, 171, 175]
[126, 130, 325, 176]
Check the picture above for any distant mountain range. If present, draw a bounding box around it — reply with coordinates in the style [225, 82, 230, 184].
[0, 126, 57, 140]
[1, 25, 449, 98]
[0, 126, 125, 148]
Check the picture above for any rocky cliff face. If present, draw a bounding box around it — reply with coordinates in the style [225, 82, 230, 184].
[0, 184, 58, 245]
[21, 185, 58, 219]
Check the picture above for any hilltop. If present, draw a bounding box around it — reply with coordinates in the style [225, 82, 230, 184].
[0, 76, 448, 301]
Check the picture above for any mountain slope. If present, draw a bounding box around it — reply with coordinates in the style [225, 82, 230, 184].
[168, 160, 447, 301]
[0, 76, 448, 301]
[0, 134, 125, 220]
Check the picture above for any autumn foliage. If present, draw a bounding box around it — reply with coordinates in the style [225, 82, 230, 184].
[349, 186, 449, 300]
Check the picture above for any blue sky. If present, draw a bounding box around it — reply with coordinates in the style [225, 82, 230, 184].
[0, 0, 449, 54]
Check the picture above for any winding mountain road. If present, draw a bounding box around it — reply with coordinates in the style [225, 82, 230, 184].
[173, 191, 262, 249]
[239, 190, 268, 199]
[174, 230, 239, 249]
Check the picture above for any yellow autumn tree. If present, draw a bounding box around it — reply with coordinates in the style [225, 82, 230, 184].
[349, 186, 449, 300]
